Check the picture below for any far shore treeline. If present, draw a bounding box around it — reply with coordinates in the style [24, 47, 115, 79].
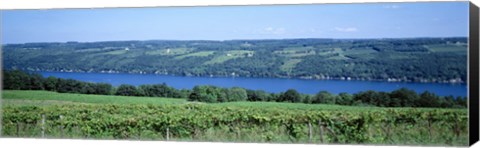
[2, 70, 467, 108]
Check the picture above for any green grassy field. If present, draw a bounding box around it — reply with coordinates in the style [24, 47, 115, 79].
[174, 51, 215, 60]
[280, 59, 302, 73]
[1, 90, 186, 106]
[203, 50, 254, 65]
[1, 90, 468, 146]
[2, 90, 462, 112]
[274, 46, 316, 57]
[145, 48, 193, 56]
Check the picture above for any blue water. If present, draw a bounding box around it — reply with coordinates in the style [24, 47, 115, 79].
[40, 72, 467, 97]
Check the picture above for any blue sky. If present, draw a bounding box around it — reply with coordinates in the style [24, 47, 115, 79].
[1, 2, 469, 44]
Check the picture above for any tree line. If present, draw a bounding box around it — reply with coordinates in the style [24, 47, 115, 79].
[2, 70, 467, 108]
[2, 70, 189, 98]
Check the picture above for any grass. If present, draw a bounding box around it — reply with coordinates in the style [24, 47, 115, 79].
[174, 51, 215, 60]
[145, 48, 193, 56]
[0, 90, 468, 146]
[1, 90, 466, 113]
[213, 100, 465, 112]
[1, 90, 186, 106]
[203, 50, 254, 65]
[280, 59, 302, 73]
[274, 47, 316, 57]
[203, 56, 238, 65]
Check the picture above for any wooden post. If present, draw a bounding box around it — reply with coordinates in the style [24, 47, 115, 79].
[308, 122, 313, 143]
[59, 115, 64, 138]
[454, 120, 460, 138]
[16, 122, 20, 137]
[427, 120, 432, 140]
[236, 127, 241, 140]
[166, 127, 170, 141]
[41, 114, 46, 138]
[318, 119, 324, 143]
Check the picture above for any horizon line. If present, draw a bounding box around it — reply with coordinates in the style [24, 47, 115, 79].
[2, 36, 469, 45]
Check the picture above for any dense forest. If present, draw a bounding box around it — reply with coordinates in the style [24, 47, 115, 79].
[2, 70, 467, 108]
[2, 38, 467, 83]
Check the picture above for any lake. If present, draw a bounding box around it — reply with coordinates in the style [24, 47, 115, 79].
[40, 72, 467, 97]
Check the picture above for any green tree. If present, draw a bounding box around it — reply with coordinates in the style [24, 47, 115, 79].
[115, 84, 139, 96]
[139, 83, 182, 98]
[390, 88, 419, 107]
[353, 91, 377, 106]
[455, 96, 467, 108]
[29, 73, 45, 90]
[57, 79, 85, 93]
[302, 95, 313, 104]
[226, 87, 248, 101]
[418, 91, 440, 107]
[279, 89, 301, 103]
[440, 95, 455, 108]
[2, 70, 31, 90]
[313, 91, 334, 104]
[246, 89, 269, 102]
[217, 88, 228, 102]
[94, 83, 113, 95]
[188, 85, 219, 103]
[81, 83, 96, 94]
[336, 92, 353, 105]
[44, 76, 58, 91]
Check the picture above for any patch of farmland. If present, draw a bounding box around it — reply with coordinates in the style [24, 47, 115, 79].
[175, 51, 215, 60]
[274, 46, 316, 57]
[341, 47, 379, 59]
[280, 59, 302, 72]
[145, 48, 194, 56]
[204, 50, 254, 65]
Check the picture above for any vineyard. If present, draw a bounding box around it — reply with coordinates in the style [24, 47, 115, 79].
[2, 103, 468, 146]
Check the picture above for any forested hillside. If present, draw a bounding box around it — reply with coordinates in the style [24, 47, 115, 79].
[2, 38, 467, 83]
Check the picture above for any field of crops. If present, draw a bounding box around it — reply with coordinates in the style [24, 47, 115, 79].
[1, 90, 469, 146]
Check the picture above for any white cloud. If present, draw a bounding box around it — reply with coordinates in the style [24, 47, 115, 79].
[334, 27, 358, 32]
[383, 5, 400, 9]
[265, 27, 274, 31]
[255, 27, 286, 35]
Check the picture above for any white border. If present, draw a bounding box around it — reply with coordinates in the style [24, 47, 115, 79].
[0, 0, 479, 148]
[0, 138, 459, 148]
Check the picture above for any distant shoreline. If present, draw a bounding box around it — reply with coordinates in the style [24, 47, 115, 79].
[33, 69, 467, 85]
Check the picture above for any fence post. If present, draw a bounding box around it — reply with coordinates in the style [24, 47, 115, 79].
[308, 122, 313, 143]
[454, 119, 460, 138]
[41, 114, 46, 138]
[166, 127, 170, 141]
[59, 115, 64, 138]
[318, 119, 324, 143]
[16, 122, 20, 137]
